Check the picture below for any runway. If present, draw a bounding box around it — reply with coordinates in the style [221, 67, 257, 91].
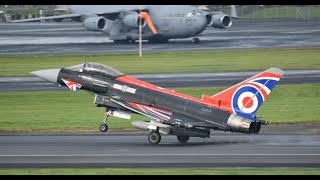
[0, 125, 320, 169]
[0, 19, 320, 55]
[0, 69, 319, 92]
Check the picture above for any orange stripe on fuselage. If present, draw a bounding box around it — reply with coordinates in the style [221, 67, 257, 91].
[116, 75, 221, 109]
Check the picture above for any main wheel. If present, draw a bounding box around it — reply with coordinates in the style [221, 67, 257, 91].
[129, 39, 136, 43]
[113, 40, 129, 44]
[100, 124, 108, 132]
[177, 136, 189, 143]
[148, 131, 161, 144]
[192, 38, 200, 43]
[148, 39, 169, 43]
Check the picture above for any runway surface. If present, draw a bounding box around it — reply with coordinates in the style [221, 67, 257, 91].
[0, 69, 319, 92]
[1, 125, 320, 169]
[0, 19, 320, 55]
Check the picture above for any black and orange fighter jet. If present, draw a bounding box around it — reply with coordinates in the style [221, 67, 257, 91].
[31, 62, 283, 144]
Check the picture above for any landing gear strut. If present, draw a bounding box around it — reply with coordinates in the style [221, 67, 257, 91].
[100, 108, 111, 132]
[148, 131, 161, 144]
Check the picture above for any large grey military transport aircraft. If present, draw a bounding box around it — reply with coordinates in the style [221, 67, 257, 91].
[5, 5, 238, 43]
[31, 63, 283, 144]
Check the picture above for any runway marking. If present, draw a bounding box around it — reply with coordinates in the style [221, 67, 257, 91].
[282, 30, 320, 34]
[1, 154, 320, 157]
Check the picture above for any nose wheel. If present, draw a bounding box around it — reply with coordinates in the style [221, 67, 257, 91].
[100, 124, 108, 132]
[100, 108, 111, 132]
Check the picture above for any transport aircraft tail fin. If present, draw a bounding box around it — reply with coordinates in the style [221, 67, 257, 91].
[230, 5, 239, 19]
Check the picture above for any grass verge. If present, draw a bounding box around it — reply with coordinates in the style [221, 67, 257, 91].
[1, 47, 320, 77]
[0, 83, 319, 132]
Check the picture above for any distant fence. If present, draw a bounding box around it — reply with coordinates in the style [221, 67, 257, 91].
[0, 6, 57, 22]
[208, 5, 320, 20]
[236, 5, 320, 20]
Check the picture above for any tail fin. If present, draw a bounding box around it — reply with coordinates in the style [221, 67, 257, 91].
[204, 68, 284, 120]
[230, 5, 239, 19]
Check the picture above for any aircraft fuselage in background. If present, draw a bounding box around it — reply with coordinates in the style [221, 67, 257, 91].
[69, 5, 208, 40]
[6, 5, 236, 43]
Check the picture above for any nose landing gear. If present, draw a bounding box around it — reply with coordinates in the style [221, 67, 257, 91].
[100, 108, 111, 132]
[100, 123, 108, 132]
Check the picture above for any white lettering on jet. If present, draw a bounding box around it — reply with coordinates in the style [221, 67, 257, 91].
[113, 84, 136, 94]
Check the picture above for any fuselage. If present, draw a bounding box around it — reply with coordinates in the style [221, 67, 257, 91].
[31, 62, 284, 144]
[57, 67, 231, 130]
[68, 5, 208, 40]
[31, 63, 271, 135]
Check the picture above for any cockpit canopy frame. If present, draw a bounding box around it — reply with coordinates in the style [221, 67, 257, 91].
[67, 62, 124, 79]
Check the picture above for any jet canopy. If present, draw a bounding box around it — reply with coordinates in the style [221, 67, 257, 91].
[67, 62, 124, 78]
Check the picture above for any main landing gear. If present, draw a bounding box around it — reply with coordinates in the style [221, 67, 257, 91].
[100, 108, 111, 132]
[147, 131, 191, 144]
[177, 136, 189, 143]
[192, 37, 200, 44]
[148, 131, 161, 144]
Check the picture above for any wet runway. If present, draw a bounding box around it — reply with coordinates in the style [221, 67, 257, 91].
[0, 19, 319, 55]
[0, 128, 319, 169]
[0, 69, 319, 92]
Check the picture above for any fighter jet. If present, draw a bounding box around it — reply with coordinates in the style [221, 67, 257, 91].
[31, 62, 283, 144]
[5, 5, 238, 43]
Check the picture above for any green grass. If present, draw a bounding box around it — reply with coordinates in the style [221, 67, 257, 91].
[0, 83, 319, 132]
[0, 168, 319, 175]
[241, 6, 320, 19]
[1, 47, 320, 77]
[258, 84, 320, 123]
[309, 129, 320, 134]
[0, 91, 133, 132]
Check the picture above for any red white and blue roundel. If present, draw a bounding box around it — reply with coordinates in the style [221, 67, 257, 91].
[61, 79, 82, 91]
[231, 76, 280, 119]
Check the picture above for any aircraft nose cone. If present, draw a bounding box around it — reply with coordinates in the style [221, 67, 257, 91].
[30, 69, 61, 83]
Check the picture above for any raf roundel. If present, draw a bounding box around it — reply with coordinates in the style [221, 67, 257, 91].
[231, 84, 264, 115]
[121, 85, 128, 92]
[230, 76, 281, 116]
